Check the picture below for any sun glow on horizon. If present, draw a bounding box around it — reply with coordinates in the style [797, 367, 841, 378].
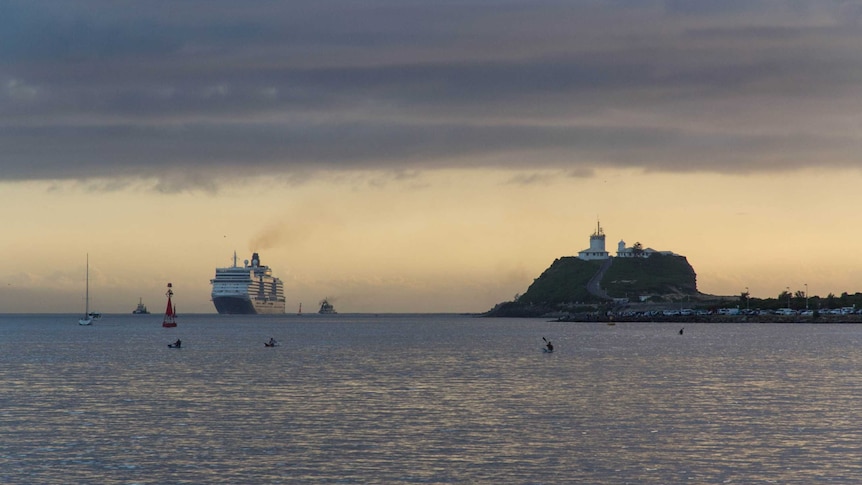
[1, 167, 861, 312]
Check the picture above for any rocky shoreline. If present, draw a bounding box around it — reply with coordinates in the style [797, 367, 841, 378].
[484, 302, 862, 323]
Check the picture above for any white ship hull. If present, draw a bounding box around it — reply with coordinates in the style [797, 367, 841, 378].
[211, 252, 286, 315]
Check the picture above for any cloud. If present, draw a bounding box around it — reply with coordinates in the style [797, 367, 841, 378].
[2, 0, 862, 189]
[504, 172, 559, 186]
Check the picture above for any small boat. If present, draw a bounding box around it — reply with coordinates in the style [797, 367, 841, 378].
[162, 283, 177, 328]
[132, 298, 150, 314]
[78, 254, 94, 326]
[318, 298, 337, 314]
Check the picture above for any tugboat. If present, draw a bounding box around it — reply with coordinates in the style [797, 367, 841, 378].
[132, 297, 150, 314]
[318, 298, 337, 314]
[162, 283, 177, 328]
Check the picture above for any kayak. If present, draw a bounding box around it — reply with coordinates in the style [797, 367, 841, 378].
[168, 343, 181, 348]
[264, 343, 279, 347]
[543, 348, 554, 353]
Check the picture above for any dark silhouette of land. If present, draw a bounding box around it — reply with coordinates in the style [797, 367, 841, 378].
[486, 253, 862, 322]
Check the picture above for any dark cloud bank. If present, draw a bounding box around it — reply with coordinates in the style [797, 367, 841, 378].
[2, 0, 862, 188]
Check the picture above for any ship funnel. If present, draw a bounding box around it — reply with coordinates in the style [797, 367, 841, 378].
[251, 252, 260, 267]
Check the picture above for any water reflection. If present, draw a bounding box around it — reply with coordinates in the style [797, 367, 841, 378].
[1, 316, 862, 483]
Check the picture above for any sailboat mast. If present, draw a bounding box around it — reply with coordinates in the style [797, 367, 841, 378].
[84, 253, 89, 316]
[76, 254, 94, 325]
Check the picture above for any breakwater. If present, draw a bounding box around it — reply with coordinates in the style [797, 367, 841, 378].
[555, 312, 862, 324]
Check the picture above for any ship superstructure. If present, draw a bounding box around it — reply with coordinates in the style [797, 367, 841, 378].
[211, 252, 286, 314]
[319, 298, 337, 314]
[133, 297, 150, 314]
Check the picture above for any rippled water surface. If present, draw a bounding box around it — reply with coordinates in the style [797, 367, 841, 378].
[2, 314, 862, 483]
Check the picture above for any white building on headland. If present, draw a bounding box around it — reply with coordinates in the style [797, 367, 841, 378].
[577, 221, 610, 260]
[577, 221, 680, 261]
[617, 240, 680, 258]
[617, 240, 652, 258]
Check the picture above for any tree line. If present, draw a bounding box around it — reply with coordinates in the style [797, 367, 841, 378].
[738, 290, 862, 311]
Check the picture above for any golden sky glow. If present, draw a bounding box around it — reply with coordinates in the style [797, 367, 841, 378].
[2, 167, 860, 313]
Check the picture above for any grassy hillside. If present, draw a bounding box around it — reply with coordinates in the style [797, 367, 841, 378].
[602, 254, 698, 298]
[518, 257, 603, 305]
[486, 253, 699, 316]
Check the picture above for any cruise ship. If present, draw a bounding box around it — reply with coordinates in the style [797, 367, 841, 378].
[211, 252, 286, 314]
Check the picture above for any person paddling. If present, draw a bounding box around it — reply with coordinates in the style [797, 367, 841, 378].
[267, 337, 277, 346]
[173, 338, 181, 348]
[544, 337, 554, 352]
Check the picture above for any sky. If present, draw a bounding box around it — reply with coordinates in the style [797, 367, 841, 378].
[3, 0, 862, 313]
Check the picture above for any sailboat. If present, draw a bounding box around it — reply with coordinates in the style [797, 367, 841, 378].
[297, 302, 302, 316]
[162, 282, 177, 328]
[78, 255, 93, 326]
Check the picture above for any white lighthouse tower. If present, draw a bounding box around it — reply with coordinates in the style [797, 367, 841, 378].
[578, 220, 610, 260]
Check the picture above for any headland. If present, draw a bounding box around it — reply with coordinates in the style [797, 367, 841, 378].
[485, 221, 862, 322]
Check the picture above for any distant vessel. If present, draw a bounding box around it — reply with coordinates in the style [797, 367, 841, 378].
[211, 252, 286, 314]
[132, 298, 150, 314]
[162, 283, 177, 328]
[78, 254, 93, 326]
[319, 299, 337, 314]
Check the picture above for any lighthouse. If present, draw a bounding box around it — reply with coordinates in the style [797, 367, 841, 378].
[578, 220, 610, 260]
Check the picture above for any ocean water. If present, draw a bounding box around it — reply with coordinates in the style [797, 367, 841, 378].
[2, 314, 862, 484]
